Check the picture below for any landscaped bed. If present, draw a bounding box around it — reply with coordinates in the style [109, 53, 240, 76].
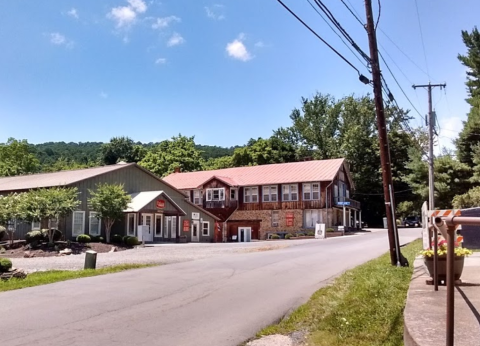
[0, 241, 131, 258]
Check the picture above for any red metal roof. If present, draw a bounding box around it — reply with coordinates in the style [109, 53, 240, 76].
[163, 159, 346, 190]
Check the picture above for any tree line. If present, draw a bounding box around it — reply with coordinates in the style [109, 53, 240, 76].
[1, 26, 480, 226]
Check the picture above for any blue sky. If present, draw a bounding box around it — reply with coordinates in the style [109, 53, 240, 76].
[0, 0, 478, 151]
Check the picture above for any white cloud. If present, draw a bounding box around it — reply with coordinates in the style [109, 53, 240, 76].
[50, 33, 66, 45]
[49, 32, 74, 48]
[152, 15, 181, 29]
[167, 32, 185, 47]
[205, 4, 225, 20]
[100, 91, 108, 99]
[255, 41, 265, 48]
[108, 0, 147, 28]
[67, 8, 78, 19]
[226, 34, 252, 61]
[108, 6, 137, 28]
[155, 58, 167, 64]
[128, 0, 147, 13]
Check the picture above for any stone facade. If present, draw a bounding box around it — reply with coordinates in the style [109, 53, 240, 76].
[230, 208, 330, 240]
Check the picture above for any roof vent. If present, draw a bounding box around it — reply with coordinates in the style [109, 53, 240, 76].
[117, 161, 128, 165]
[174, 167, 181, 173]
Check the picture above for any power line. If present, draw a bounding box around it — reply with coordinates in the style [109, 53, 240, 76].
[379, 51, 424, 120]
[375, 0, 381, 31]
[413, 0, 431, 79]
[312, 0, 371, 64]
[353, 188, 413, 196]
[306, 0, 368, 68]
[340, 0, 365, 26]
[275, 0, 364, 75]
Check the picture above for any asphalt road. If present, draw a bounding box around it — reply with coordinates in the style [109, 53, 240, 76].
[1, 229, 421, 346]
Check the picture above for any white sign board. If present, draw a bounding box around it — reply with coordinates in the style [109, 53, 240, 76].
[192, 212, 200, 220]
[315, 223, 326, 239]
[421, 202, 429, 249]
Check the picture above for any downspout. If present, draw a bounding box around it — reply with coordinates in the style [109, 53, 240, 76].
[223, 188, 239, 242]
[325, 180, 334, 228]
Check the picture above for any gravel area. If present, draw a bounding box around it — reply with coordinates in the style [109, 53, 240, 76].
[8, 239, 323, 273]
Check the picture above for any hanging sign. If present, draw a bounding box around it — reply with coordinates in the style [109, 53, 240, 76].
[183, 220, 190, 232]
[286, 212, 295, 227]
[156, 200, 165, 209]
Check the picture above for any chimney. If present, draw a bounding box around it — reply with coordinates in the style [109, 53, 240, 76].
[174, 166, 181, 173]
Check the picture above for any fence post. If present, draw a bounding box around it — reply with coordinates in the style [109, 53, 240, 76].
[84, 250, 97, 270]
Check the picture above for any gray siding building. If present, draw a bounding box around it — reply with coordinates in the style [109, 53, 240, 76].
[0, 163, 219, 243]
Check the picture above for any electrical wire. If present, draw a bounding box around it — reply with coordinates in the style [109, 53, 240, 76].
[312, 0, 371, 64]
[353, 189, 413, 196]
[375, 0, 381, 31]
[275, 0, 363, 74]
[340, 0, 365, 26]
[413, 0, 431, 80]
[306, 0, 368, 68]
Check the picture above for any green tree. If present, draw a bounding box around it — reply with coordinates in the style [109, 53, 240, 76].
[139, 135, 204, 177]
[0, 138, 40, 177]
[203, 156, 234, 170]
[453, 186, 480, 208]
[456, 27, 480, 166]
[101, 136, 147, 165]
[88, 183, 131, 243]
[0, 193, 24, 245]
[20, 188, 80, 243]
[230, 137, 297, 167]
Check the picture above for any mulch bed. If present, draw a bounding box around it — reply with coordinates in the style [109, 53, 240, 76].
[0, 241, 131, 258]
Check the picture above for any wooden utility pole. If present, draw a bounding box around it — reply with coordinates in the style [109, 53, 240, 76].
[364, 0, 405, 266]
[412, 82, 446, 211]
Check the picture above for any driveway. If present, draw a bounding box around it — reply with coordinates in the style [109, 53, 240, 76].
[1, 229, 420, 346]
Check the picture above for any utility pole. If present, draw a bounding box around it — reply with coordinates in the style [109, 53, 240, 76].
[364, 0, 405, 266]
[412, 82, 446, 211]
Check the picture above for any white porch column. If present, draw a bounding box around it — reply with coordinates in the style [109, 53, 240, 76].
[343, 205, 346, 226]
[354, 210, 358, 229]
[359, 211, 362, 229]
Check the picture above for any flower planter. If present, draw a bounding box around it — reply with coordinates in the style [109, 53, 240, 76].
[424, 256, 465, 281]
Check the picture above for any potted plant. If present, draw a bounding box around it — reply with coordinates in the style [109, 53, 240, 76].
[421, 236, 472, 282]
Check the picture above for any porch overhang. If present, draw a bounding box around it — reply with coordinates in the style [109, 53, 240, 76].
[124, 190, 186, 216]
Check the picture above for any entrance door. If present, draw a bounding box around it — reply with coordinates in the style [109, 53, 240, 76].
[191, 220, 200, 242]
[141, 214, 154, 242]
[238, 227, 252, 242]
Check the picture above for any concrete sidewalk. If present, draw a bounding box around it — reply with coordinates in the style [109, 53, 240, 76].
[404, 253, 480, 346]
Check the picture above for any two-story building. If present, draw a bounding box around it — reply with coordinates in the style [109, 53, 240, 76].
[163, 158, 361, 241]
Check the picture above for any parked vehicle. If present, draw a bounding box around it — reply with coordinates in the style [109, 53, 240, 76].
[403, 216, 421, 227]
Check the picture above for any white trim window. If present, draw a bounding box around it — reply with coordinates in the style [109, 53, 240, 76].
[272, 210, 280, 227]
[305, 210, 322, 228]
[127, 213, 136, 236]
[262, 186, 278, 202]
[206, 188, 225, 201]
[31, 221, 41, 231]
[193, 190, 203, 205]
[244, 187, 259, 203]
[89, 212, 101, 236]
[303, 183, 320, 200]
[202, 221, 210, 236]
[282, 184, 298, 201]
[72, 211, 85, 236]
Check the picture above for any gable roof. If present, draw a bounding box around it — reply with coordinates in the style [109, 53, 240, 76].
[0, 163, 135, 192]
[125, 190, 186, 215]
[163, 158, 348, 190]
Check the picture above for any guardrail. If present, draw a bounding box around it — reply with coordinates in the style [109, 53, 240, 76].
[431, 215, 480, 346]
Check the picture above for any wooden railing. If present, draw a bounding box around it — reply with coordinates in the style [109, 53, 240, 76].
[333, 197, 361, 210]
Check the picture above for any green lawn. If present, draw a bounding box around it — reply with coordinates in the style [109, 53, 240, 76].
[0, 264, 155, 292]
[257, 239, 422, 346]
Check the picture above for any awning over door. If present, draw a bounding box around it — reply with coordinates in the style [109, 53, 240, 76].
[124, 190, 186, 215]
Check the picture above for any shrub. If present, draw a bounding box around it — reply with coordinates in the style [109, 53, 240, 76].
[270, 234, 280, 239]
[285, 233, 293, 239]
[41, 229, 62, 242]
[124, 236, 139, 246]
[76, 234, 91, 243]
[307, 232, 315, 236]
[111, 234, 123, 244]
[90, 236, 105, 243]
[0, 257, 12, 272]
[123, 235, 130, 244]
[25, 230, 43, 244]
[297, 233, 306, 237]
[326, 228, 335, 232]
